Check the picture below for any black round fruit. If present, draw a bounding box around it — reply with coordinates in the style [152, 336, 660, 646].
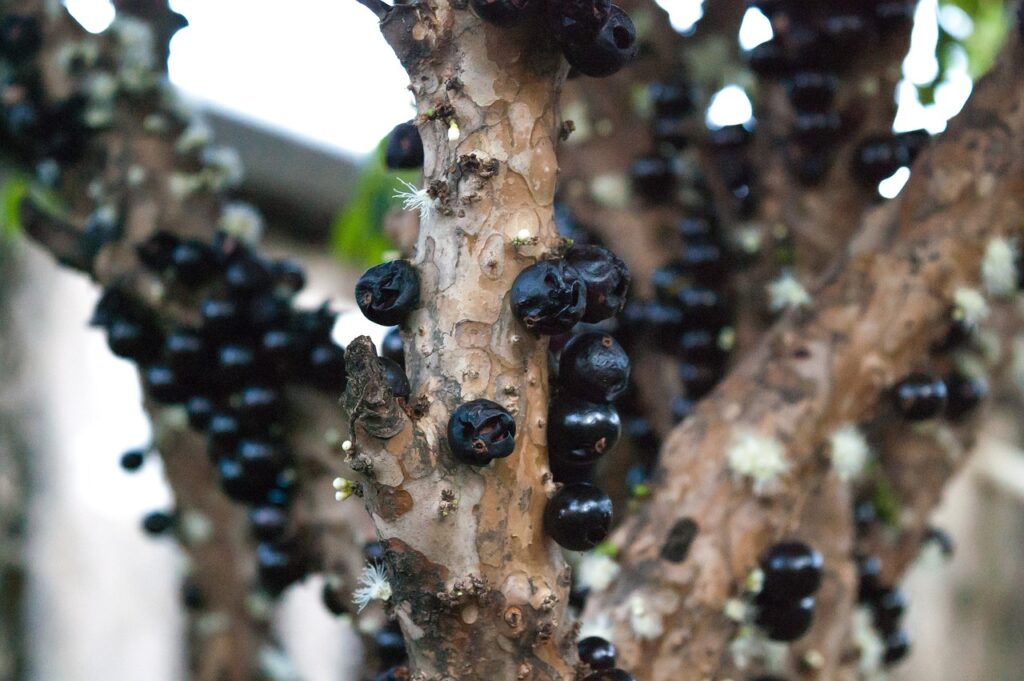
[381, 327, 405, 368]
[321, 581, 348, 616]
[144, 365, 187, 404]
[759, 541, 824, 601]
[256, 541, 306, 595]
[0, 15, 43, 63]
[558, 332, 630, 403]
[578, 636, 616, 670]
[944, 373, 987, 420]
[559, 4, 638, 78]
[250, 505, 289, 541]
[374, 621, 408, 668]
[786, 71, 838, 112]
[447, 399, 517, 466]
[882, 628, 911, 665]
[564, 245, 631, 323]
[856, 554, 884, 603]
[142, 510, 175, 536]
[852, 135, 901, 188]
[872, 587, 907, 634]
[548, 398, 621, 467]
[170, 239, 217, 286]
[384, 122, 424, 169]
[380, 357, 411, 399]
[510, 260, 587, 335]
[106, 318, 161, 362]
[543, 482, 612, 551]
[355, 260, 420, 326]
[630, 154, 676, 202]
[893, 373, 947, 421]
[755, 595, 815, 642]
[303, 343, 347, 391]
[186, 395, 214, 431]
[120, 449, 145, 472]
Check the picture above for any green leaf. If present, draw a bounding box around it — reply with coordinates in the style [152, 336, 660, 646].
[331, 138, 418, 267]
[0, 176, 28, 240]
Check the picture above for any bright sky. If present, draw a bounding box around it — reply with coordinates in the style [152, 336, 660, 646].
[63, 0, 974, 176]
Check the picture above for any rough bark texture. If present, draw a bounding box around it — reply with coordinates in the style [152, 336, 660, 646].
[583, 37, 1024, 681]
[346, 4, 576, 680]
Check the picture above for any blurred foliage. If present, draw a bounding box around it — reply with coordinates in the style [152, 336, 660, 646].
[919, 0, 1008, 105]
[331, 138, 415, 267]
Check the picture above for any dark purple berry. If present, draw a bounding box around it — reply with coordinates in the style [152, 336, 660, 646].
[678, 361, 723, 399]
[235, 385, 284, 424]
[381, 327, 405, 368]
[548, 398, 621, 467]
[120, 449, 145, 472]
[893, 373, 947, 421]
[225, 255, 274, 297]
[200, 298, 244, 339]
[650, 80, 694, 118]
[216, 344, 259, 387]
[874, 1, 915, 33]
[165, 328, 207, 376]
[470, 0, 536, 25]
[322, 581, 348, 616]
[186, 395, 214, 430]
[144, 364, 187, 404]
[677, 328, 727, 365]
[564, 245, 631, 323]
[261, 329, 300, 368]
[786, 71, 838, 112]
[375, 621, 408, 668]
[578, 636, 616, 670]
[384, 122, 424, 169]
[207, 411, 242, 454]
[755, 595, 815, 642]
[106, 317, 161, 362]
[546, 0, 612, 51]
[447, 399, 517, 466]
[852, 136, 901, 188]
[510, 260, 587, 335]
[250, 505, 289, 541]
[257, 541, 306, 595]
[872, 586, 907, 634]
[271, 259, 307, 295]
[792, 111, 841, 146]
[747, 40, 791, 78]
[355, 260, 420, 326]
[237, 439, 288, 485]
[944, 373, 987, 420]
[924, 526, 954, 558]
[856, 554, 884, 603]
[170, 239, 218, 286]
[671, 396, 695, 423]
[142, 510, 175, 536]
[895, 129, 930, 165]
[559, 4, 637, 78]
[0, 15, 43, 63]
[543, 482, 612, 551]
[630, 154, 676, 202]
[759, 541, 823, 601]
[182, 580, 204, 610]
[303, 343, 347, 391]
[558, 332, 630, 403]
[882, 628, 911, 665]
[380, 357, 410, 399]
[136, 231, 179, 272]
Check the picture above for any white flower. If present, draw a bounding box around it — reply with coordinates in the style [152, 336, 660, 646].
[952, 287, 989, 328]
[852, 607, 885, 678]
[591, 174, 629, 208]
[628, 595, 663, 640]
[111, 17, 155, 69]
[767, 272, 811, 312]
[394, 179, 437, 221]
[577, 614, 614, 641]
[127, 165, 147, 187]
[828, 425, 871, 481]
[981, 237, 1018, 297]
[577, 553, 621, 594]
[447, 120, 461, 141]
[84, 73, 118, 104]
[180, 510, 213, 544]
[353, 563, 393, 612]
[735, 224, 763, 256]
[727, 431, 788, 495]
[219, 202, 264, 244]
[202, 147, 245, 189]
[333, 477, 357, 502]
[176, 119, 213, 154]
[724, 598, 748, 622]
[169, 173, 202, 199]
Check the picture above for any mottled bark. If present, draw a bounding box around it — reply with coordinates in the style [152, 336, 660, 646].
[584, 38, 1024, 681]
[346, 4, 576, 680]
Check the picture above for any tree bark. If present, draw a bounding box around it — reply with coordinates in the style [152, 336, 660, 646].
[346, 4, 577, 680]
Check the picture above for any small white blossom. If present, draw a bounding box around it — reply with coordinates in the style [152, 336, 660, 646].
[333, 477, 357, 502]
[169, 173, 202, 199]
[735, 224, 763, 256]
[84, 72, 118, 104]
[767, 271, 811, 312]
[577, 614, 614, 641]
[84, 105, 114, 129]
[591, 174, 629, 208]
[981, 237, 1018, 297]
[828, 425, 871, 481]
[727, 431, 788, 495]
[111, 17, 155, 70]
[127, 165, 147, 187]
[176, 119, 213, 154]
[143, 114, 170, 133]
[577, 553, 621, 594]
[202, 147, 245, 189]
[352, 563, 393, 612]
[180, 510, 213, 544]
[952, 287, 989, 328]
[55, 40, 100, 72]
[258, 646, 301, 681]
[628, 595, 663, 640]
[447, 120, 461, 141]
[724, 598, 748, 622]
[853, 607, 885, 678]
[745, 568, 764, 595]
[394, 179, 437, 221]
[219, 202, 264, 244]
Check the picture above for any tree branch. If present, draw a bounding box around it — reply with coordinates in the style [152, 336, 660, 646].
[583, 36, 1024, 681]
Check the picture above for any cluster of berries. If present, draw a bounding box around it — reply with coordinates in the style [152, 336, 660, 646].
[509, 242, 630, 551]
[0, 13, 89, 166]
[99, 230, 349, 596]
[855, 554, 912, 665]
[470, 0, 638, 78]
[744, 1, 929, 188]
[753, 541, 824, 642]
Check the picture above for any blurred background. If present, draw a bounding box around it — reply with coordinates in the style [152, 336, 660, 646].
[1, 1, 1021, 680]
